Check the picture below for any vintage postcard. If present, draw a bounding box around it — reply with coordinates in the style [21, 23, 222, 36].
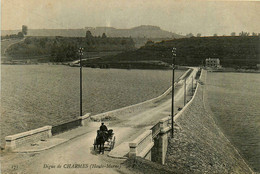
[1, 0, 259, 173]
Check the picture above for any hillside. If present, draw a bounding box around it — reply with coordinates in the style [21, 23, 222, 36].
[2, 25, 183, 39]
[5, 36, 135, 62]
[86, 36, 260, 69]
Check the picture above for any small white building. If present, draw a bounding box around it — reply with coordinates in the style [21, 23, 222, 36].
[206, 58, 221, 68]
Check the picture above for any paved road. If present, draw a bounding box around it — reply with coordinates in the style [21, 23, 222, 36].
[1, 68, 198, 174]
[70, 57, 100, 64]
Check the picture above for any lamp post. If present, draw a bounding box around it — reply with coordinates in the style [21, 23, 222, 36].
[78, 47, 84, 116]
[171, 47, 176, 138]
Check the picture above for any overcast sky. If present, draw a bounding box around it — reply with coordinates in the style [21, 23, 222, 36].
[1, 0, 260, 36]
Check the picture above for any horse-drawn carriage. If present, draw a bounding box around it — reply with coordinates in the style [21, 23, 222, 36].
[93, 129, 115, 154]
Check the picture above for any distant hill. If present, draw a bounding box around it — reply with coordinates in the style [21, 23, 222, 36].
[2, 25, 183, 39]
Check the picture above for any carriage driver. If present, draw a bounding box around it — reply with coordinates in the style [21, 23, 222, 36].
[100, 122, 108, 132]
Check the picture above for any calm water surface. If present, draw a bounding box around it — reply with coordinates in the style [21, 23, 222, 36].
[1, 64, 184, 146]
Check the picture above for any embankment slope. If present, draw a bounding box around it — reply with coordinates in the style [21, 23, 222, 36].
[165, 70, 253, 173]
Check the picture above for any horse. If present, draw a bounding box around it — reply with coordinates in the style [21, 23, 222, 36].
[95, 130, 106, 154]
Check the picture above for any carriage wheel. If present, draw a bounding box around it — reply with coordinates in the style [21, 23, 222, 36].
[94, 139, 96, 150]
[111, 136, 116, 150]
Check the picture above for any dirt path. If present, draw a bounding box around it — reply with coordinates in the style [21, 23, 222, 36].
[1, 68, 198, 174]
[1, 38, 24, 58]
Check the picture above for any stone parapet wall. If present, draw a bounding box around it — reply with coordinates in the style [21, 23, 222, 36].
[129, 130, 154, 158]
[5, 113, 91, 151]
[80, 113, 91, 126]
[5, 126, 52, 151]
[151, 116, 172, 165]
[91, 85, 174, 121]
[151, 122, 161, 138]
[51, 119, 81, 136]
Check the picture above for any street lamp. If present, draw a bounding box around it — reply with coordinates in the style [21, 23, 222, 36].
[171, 47, 176, 138]
[78, 47, 84, 116]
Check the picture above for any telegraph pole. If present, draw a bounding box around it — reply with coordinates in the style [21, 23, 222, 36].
[192, 76, 193, 96]
[171, 47, 176, 138]
[78, 47, 84, 116]
[184, 78, 186, 106]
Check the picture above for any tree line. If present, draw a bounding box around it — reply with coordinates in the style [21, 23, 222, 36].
[186, 31, 260, 37]
[1, 25, 28, 40]
[5, 32, 135, 62]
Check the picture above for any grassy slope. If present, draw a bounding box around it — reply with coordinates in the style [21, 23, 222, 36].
[5, 36, 135, 61]
[165, 70, 252, 173]
[4, 36, 259, 69]
[1, 39, 23, 57]
[89, 36, 260, 68]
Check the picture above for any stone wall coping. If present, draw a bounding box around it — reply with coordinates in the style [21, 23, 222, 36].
[160, 127, 171, 134]
[129, 130, 152, 148]
[179, 68, 192, 80]
[159, 117, 169, 123]
[174, 69, 202, 121]
[78, 113, 91, 120]
[5, 126, 52, 141]
[138, 142, 154, 158]
[91, 84, 173, 119]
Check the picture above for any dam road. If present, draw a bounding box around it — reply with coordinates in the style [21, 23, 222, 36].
[1, 68, 198, 174]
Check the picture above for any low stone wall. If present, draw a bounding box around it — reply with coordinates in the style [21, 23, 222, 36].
[5, 113, 91, 151]
[51, 119, 81, 136]
[91, 86, 174, 121]
[51, 113, 91, 135]
[151, 117, 171, 165]
[5, 126, 52, 151]
[129, 130, 154, 160]
[151, 122, 161, 139]
[165, 70, 253, 173]
[179, 68, 192, 80]
[80, 113, 92, 126]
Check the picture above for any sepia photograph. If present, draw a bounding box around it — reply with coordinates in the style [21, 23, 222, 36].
[1, 0, 259, 173]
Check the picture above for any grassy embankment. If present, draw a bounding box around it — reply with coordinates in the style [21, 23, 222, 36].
[206, 72, 260, 172]
[164, 70, 253, 173]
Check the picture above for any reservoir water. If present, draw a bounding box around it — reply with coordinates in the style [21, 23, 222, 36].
[1, 64, 184, 147]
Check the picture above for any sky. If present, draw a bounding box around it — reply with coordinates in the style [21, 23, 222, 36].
[1, 0, 260, 36]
